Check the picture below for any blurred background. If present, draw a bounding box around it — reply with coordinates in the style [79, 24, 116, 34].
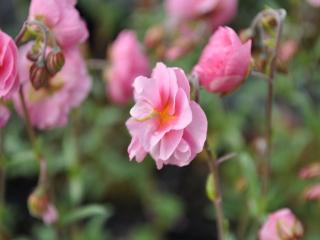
[0, 0, 320, 239]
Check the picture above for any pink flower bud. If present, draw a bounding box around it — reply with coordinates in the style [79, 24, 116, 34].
[259, 208, 304, 240]
[105, 30, 149, 105]
[126, 62, 208, 169]
[193, 26, 252, 94]
[0, 105, 10, 128]
[0, 30, 19, 99]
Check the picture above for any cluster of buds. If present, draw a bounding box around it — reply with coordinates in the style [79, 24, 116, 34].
[27, 44, 65, 90]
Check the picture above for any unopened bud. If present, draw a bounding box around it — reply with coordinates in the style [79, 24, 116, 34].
[30, 63, 50, 90]
[46, 51, 65, 76]
[28, 187, 49, 218]
[27, 42, 42, 62]
[28, 186, 58, 225]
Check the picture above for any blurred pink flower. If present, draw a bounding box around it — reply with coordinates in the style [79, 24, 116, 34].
[193, 26, 252, 94]
[126, 62, 207, 169]
[208, 0, 238, 30]
[0, 30, 19, 99]
[307, 0, 320, 7]
[165, 0, 237, 30]
[259, 208, 303, 240]
[0, 105, 10, 128]
[14, 44, 91, 129]
[299, 163, 320, 179]
[165, 0, 219, 21]
[279, 40, 299, 62]
[42, 204, 59, 225]
[106, 30, 149, 105]
[28, 0, 88, 49]
[304, 185, 320, 200]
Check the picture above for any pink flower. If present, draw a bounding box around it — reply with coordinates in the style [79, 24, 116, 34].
[106, 30, 149, 104]
[42, 204, 59, 225]
[208, 0, 238, 30]
[308, 0, 320, 7]
[14, 44, 91, 129]
[279, 40, 299, 62]
[299, 163, 320, 179]
[193, 27, 252, 94]
[259, 208, 303, 240]
[165, 0, 237, 30]
[126, 62, 207, 169]
[28, 0, 88, 49]
[165, 0, 220, 21]
[0, 105, 10, 128]
[304, 185, 320, 200]
[0, 30, 19, 99]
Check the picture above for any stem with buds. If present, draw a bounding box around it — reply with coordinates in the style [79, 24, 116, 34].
[250, 8, 286, 194]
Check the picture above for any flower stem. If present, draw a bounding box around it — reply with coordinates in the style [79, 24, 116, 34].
[250, 9, 286, 193]
[205, 141, 225, 240]
[0, 128, 5, 208]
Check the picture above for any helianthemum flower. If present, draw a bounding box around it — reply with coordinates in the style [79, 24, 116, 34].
[28, 0, 88, 49]
[105, 30, 149, 104]
[0, 30, 19, 99]
[126, 62, 207, 169]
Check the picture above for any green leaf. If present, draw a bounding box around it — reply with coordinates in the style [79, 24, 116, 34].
[61, 205, 112, 226]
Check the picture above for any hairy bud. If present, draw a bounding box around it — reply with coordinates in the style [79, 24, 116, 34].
[46, 51, 65, 76]
[30, 63, 50, 90]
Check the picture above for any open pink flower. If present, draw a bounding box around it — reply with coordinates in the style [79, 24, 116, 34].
[0, 30, 19, 99]
[193, 26, 252, 94]
[126, 62, 207, 169]
[259, 209, 303, 240]
[14, 44, 91, 129]
[106, 30, 149, 104]
[28, 0, 88, 49]
[0, 105, 10, 128]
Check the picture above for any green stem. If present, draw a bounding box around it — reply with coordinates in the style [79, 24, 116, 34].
[0, 128, 5, 208]
[250, 9, 286, 194]
[205, 141, 225, 240]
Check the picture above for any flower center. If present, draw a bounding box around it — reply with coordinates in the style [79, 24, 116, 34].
[155, 104, 176, 125]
